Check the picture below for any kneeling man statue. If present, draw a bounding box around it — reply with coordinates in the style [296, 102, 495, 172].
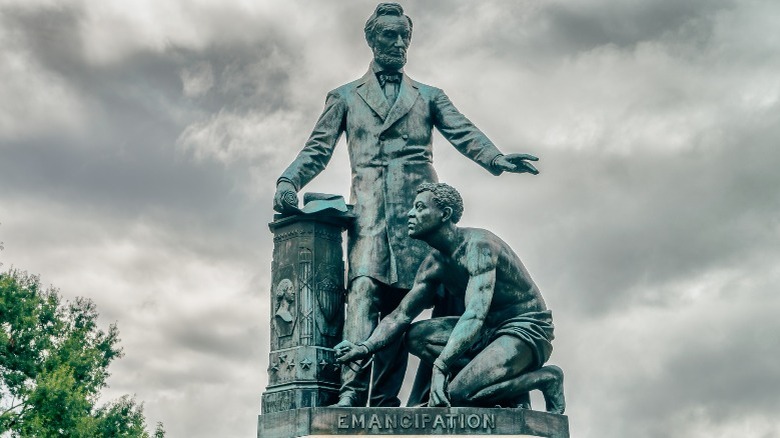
[335, 182, 565, 413]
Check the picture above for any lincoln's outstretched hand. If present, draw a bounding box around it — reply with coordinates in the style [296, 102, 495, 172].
[494, 153, 540, 175]
[334, 340, 370, 364]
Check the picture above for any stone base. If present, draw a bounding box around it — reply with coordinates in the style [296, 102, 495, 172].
[257, 407, 569, 437]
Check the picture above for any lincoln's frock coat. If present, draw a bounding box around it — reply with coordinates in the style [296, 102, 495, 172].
[280, 66, 503, 290]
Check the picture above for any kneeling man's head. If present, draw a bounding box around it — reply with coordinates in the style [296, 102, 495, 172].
[408, 182, 463, 238]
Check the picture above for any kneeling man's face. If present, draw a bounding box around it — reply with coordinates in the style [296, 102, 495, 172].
[408, 191, 443, 238]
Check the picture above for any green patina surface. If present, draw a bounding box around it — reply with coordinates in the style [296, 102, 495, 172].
[265, 2, 556, 417]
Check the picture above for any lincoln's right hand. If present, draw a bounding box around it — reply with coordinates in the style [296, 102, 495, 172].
[334, 340, 370, 363]
[273, 181, 299, 213]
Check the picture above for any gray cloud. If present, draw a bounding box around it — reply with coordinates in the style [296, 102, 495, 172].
[1, 0, 779, 437]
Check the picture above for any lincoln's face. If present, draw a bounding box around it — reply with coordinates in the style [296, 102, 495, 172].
[369, 15, 411, 70]
[407, 191, 443, 239]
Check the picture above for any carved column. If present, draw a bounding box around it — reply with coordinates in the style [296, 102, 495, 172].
[262, 211, 353, 414]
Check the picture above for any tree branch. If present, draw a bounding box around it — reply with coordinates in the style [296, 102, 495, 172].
[1, 400, 27, 416]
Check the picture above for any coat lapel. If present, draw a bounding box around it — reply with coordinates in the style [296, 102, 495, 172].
[381, 74, 419, 133]
[356, 70, 390, 121]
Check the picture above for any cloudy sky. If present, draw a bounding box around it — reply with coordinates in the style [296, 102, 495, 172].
[2, 0, 779, 436]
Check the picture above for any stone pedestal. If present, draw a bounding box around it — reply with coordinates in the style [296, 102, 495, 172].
[257, 407, 569, 437]
[262, 211, 354, 414]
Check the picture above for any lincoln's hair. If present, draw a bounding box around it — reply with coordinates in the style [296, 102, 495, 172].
[416, 182, 464, 224]
[364, 3, 413, 45]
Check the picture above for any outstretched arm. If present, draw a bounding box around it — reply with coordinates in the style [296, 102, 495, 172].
[432, 89, 539, 177]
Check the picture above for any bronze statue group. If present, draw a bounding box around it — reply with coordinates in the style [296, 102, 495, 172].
[274, 3, 564, 414]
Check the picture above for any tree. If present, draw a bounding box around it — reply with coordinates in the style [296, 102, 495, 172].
[0, 269, 164, 437]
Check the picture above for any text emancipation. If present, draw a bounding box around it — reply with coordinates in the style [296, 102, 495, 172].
[337, 413, 496, 431]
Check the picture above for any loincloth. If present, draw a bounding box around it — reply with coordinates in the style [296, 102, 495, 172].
[469, 310, 555, 370]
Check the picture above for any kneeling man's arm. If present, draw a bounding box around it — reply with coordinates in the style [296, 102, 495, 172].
[434, 244, 497, 375]
[335, 259, 438, 363]
[362, 277, 436, 354]
[429, 244, 497, 407]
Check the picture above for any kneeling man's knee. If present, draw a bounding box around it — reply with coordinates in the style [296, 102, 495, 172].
[447, 380, 473, 406]
[405, 321, 429, 357]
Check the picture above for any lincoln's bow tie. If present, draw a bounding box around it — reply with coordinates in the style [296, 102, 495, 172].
[377, 71, 402, 88]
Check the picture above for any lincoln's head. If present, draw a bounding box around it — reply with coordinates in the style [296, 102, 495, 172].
[364, 3, 413, 70]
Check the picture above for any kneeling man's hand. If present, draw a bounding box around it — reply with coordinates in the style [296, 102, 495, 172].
[334, 340, 370, 363]
[429, 366, 451, 407]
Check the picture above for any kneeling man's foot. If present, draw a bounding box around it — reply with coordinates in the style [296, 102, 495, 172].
[539, 365, 566, 414]
[509, 392, 531, 409]
[510, 400, 532, 409]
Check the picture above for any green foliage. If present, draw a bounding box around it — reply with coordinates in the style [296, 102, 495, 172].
[0, 270, 163, 437]
[153, 422, 165, 438]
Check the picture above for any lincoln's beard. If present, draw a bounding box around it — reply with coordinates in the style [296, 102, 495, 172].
[375, 51, 407, 70]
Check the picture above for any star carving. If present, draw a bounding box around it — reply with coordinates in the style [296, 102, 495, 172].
[269, 362, 279, 373]
[286, 361, 296, 370]
[319, 359, 329, 369]
[300, 358, 313, 370]
[278, 354, 288, 363]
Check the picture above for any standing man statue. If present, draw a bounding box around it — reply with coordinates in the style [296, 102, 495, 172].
[274, 3, 540, 408]
[335, 183, 565, 413]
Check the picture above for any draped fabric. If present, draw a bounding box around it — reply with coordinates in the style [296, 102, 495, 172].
[470, 310, 555, 369]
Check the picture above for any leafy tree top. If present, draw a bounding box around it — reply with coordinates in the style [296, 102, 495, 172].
[1, 270, 163, 437]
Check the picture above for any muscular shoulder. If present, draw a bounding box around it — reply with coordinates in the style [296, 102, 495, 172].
[414, 250, 447, 282]
[460, 228, 503, 275]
